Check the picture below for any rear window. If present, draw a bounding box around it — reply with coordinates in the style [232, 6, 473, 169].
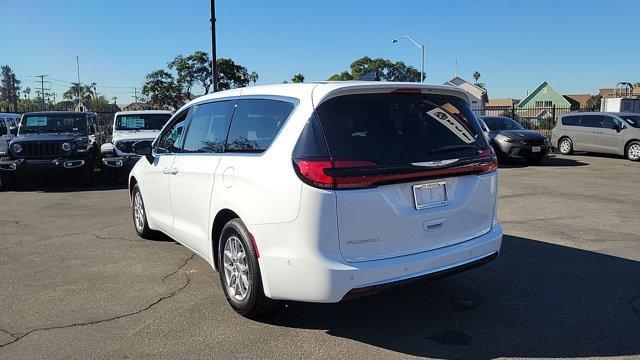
[315, 93, 486, 165]
[562, 115, 580, 126]
[226, 99, 294, 152]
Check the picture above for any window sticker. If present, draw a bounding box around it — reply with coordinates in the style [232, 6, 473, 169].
[426, 107, 475, 144]
[26, 117, 47, 126]
[121, 117, 145, 128]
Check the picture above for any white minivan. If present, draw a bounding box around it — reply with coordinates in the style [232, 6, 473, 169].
[129, 82, 503, 317]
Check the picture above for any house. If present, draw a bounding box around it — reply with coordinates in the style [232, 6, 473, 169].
[443, 76, 488, 111]
[517, 81, 572, 128]
[563, 94, 592, 110]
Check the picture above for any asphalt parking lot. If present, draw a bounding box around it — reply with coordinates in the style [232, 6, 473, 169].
[0, 154, 639, 360]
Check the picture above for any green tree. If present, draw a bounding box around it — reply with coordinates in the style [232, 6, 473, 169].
[473, 71, 481, 83]
[141, 70, 186, 109]
[291, 73, 305, 83]
[249, 71, 259, 85]
[63, 83, 94, 103]
[328, 56, 422, 82]
[586, 95, 603, 110]
[0, 65, 21, 108]
[216, 58, 250, 91]
[169, 51, 213, 95]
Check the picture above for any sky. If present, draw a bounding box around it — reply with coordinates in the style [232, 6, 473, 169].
[1, 0, 639, 104]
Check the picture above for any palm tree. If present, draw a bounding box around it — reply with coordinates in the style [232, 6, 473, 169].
[248, 71, 259, 85]
[473, 71, 481, 84]
[63, 83, 94, 103]
[23, 87, 31, 99]
[111, 96, 117, 104]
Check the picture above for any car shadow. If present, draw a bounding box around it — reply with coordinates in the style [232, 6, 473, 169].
[259, 235, 640, 359]
[499, 156, 588, 168]
[6, 171, 128, 193]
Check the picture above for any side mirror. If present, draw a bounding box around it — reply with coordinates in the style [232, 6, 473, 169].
[612, 124, 621, 132]
[133, 140, 153, 156]
[10, 126, 17, 135]
[107, 125, 113, 135]
[89, 125, 96, 135]
[0, 127, 6, 136]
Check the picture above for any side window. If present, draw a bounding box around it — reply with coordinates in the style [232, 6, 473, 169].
[580, 115, 603, 128]
[156, 110, 190, 153]
[561, 116, 580, 126]
[226, 99, 295, 152]
[183, 100, 235, 153]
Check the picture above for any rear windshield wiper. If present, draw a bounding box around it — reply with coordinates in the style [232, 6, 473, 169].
[429, 145, 477, 155]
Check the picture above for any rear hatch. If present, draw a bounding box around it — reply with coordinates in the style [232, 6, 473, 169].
[293, 89, 498, 263]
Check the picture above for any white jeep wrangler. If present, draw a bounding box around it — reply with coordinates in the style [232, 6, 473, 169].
[101, 110, 172, 182]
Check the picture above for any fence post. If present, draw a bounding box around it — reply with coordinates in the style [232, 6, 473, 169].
[511, 103, 516, 120]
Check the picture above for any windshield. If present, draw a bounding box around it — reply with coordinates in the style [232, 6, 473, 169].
[620, 115, 640, 128]
[482, 117, 526, 131]
[115, 113, 171, 130]
[20, 114, 86, 134]
[315, 92, 486, 165]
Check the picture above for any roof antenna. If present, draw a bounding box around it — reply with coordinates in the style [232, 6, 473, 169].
[454, 59, 459, 77]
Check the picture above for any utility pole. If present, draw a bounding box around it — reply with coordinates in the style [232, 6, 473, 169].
[210, 0, 217, 92]
[36, 75, 49, 111]
[11, 74, 18, 112]
[93, 83, 98, 113]
[76, 56, 81, 110]
[134, 87, 138, 103]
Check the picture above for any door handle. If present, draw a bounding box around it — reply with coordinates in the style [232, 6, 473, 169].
[162, 168, 179, 175]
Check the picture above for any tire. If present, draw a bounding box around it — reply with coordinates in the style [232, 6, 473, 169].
[526, 157, 544, 165]
[218, 218, 276, 318]
[131, 184, 158, 240]
[626, 141, 640, 161]
[0, 172, 14, 191]
[558, 137, 573, 155]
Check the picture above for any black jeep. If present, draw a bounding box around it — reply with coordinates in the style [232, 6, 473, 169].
[0, 111, 101, 189]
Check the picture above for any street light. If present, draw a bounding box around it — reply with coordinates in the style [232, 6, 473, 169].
[390, 35, 425, 82]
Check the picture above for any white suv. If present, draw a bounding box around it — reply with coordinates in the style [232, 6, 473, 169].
[129, 82, 503, 317]
[101, 110, 172, 181]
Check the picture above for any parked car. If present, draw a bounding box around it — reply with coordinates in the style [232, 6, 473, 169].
[478, 116, 550, 165]
[552, 112, 640, 161]
[101, 110, 172, 182]
[128, 82, 503, 317]
[0, 111, 101, 189]
[0, 113, 20, 156]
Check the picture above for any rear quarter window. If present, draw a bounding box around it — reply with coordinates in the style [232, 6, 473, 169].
[561, 116, 580, 126]
[226, 99, 295, 152]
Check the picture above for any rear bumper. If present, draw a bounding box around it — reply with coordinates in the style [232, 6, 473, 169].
[258, 221, 503, 303]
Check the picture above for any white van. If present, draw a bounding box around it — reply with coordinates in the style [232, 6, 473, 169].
[128, 82, 503, 317]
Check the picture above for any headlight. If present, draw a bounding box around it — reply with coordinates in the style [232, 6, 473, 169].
[504, 138, 525, 144]
[61, 142, 72, 152]
[11, 143, 22, 153]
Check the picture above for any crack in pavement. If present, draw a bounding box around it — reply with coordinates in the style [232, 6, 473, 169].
[0, 219, 29, 228]
[0, 254, 197, 349]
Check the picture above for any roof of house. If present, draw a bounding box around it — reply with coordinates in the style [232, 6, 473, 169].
[517, 81, 571, 108]
[486, 98, 515, 107]
[563, 94, 592, 108]
[444, 76, 487, 94]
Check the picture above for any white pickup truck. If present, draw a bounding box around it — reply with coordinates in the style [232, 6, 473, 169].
[101, 110, 172, 182]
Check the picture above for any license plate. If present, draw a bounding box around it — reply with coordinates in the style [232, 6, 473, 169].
[532, 146, 541, 152]
[413, 181, 448, 210]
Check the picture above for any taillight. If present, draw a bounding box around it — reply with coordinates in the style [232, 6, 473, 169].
[293, 150, 497, 190]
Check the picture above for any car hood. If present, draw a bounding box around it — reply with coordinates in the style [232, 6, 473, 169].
[112, 130, 160, 143]
[11, 133, 82, 144]
[492, 130, 548, 140]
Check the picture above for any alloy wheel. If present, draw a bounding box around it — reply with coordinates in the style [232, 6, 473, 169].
[223, 236, 250, 301]
[133, 192, 145, 231]
[560, 139, 571, 154]
[628, 143, 640, 161]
